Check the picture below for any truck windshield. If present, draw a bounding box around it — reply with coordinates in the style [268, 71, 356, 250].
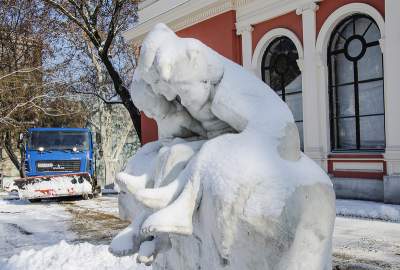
[28, 131, 90, 151]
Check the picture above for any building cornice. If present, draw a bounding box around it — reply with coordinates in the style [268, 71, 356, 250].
[123, 0, 321, 43]
[123, 0, 236, 43]
[236, 0, 321, 29]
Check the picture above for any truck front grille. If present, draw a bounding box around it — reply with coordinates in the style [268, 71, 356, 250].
[36, 160, 81, 172]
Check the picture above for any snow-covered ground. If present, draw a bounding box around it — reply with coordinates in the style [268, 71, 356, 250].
[0, 194, 149, 270]
[1, 194, 400, 270]
[337, 199, 400, 222]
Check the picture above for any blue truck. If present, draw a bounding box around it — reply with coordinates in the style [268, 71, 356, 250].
[14, 127, 99, 201]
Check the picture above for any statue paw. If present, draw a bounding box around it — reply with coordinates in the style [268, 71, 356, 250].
[136, 235, 172, 266]
[136, 240, 156, 266]
[109, 224, 141, 257]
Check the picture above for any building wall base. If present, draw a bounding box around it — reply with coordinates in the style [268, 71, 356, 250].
[332, 177, 383, 202]
[384, 175, 400, 204]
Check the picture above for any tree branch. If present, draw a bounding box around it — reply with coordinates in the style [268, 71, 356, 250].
[43, 0, 101, 47]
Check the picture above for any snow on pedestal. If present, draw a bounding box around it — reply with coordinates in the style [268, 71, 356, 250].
[110, 23, 336, 270]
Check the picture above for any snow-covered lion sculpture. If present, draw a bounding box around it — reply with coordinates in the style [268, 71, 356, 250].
[110, 23, 336, 270]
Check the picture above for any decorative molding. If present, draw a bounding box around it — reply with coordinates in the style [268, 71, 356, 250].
[236, 0, 319, 29]
[296, 58, 304, 72]
[333, 162, 384, 172]
[379, 38, 385, 54]
[316, 52, 327, 67]
[295, 2, 319, 15]
[123, 0, 235, 42]
[124, 0, 319, 43]
[172, 0, 234, 31]
[232, 0, 254, 9]
[236, 24, 253, 35]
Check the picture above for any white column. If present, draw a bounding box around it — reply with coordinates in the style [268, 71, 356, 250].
[296, 2, 326, 168]
[384, 0, 400, 175]
[236, 24, 254, 70]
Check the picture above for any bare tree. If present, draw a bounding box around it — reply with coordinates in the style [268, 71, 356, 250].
[0, 0, 86, 177]
[42, 0, 142, 139]
[0, 67, 89, 177]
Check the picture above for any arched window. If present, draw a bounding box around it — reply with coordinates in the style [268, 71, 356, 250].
[328, 14, 384, 151]
[261, 36, 303, 148]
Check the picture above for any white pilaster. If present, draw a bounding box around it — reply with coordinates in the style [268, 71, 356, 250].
[236, 24, 254, 70]
[384, 0, 400, 175]
[296, 2, 326, 168]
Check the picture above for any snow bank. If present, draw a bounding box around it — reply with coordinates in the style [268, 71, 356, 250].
[112, 23, 336, 270]
[0, 241, 150, 270]
[337, 199, 400, 222]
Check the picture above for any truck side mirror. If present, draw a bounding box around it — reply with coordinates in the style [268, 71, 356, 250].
[18, 133, 24, 144]
[18, 133, 25, 149]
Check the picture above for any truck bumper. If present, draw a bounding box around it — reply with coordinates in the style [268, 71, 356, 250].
[14, 173, 94, 200]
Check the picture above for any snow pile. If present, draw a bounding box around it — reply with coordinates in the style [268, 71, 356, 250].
[111, 23, 336, 270]
[337, 199, 400, 222]
[0, 199, 74, 260]
[0, 241, 150, 270]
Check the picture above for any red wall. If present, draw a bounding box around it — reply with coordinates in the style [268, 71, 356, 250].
[252, 11, 302, 52]
[177, 10, 241, 64]
[140, 11, 241, 144]
[140, 114, 158, 144]
[317, 0, 385, 33]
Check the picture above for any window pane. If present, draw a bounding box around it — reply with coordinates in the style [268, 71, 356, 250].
[269, 69, 282, 91]
[360, 115, 385, 149]
[331, 32, 346, 51]
[359, 80, 384, 115]
[296, 121, 304, 150]
[338, 117, 357, 149]
[358, 45, 383, 81]
[285, 74, 302, 94]
[263, 69, 270, 85]
[333, 53, 354, 84]
[355, 17, 372, 36]
[335, 84, 355, 117]
[364, 22, 380, 43]
[286, 93, 303, 122]
[263, 52, 272, 68]
[284, 61, 300, 90]
[348, 38, 364, 59]
[338, 19, 354, 40]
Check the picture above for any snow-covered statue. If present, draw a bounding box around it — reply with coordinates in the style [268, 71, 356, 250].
[110, 23, 335, 270]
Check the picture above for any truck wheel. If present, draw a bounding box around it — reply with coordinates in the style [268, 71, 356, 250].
[82, 193, 89, 200]
[93, 186, 102, 198]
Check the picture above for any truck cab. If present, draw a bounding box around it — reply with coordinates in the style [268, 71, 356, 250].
[24, 128, 94, 177]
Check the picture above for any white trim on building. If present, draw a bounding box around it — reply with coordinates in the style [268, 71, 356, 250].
[384, 0, 400, 176]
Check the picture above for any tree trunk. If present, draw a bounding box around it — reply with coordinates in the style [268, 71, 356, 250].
[4, 132, 25, 178]
[99, 53, 142, 143]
